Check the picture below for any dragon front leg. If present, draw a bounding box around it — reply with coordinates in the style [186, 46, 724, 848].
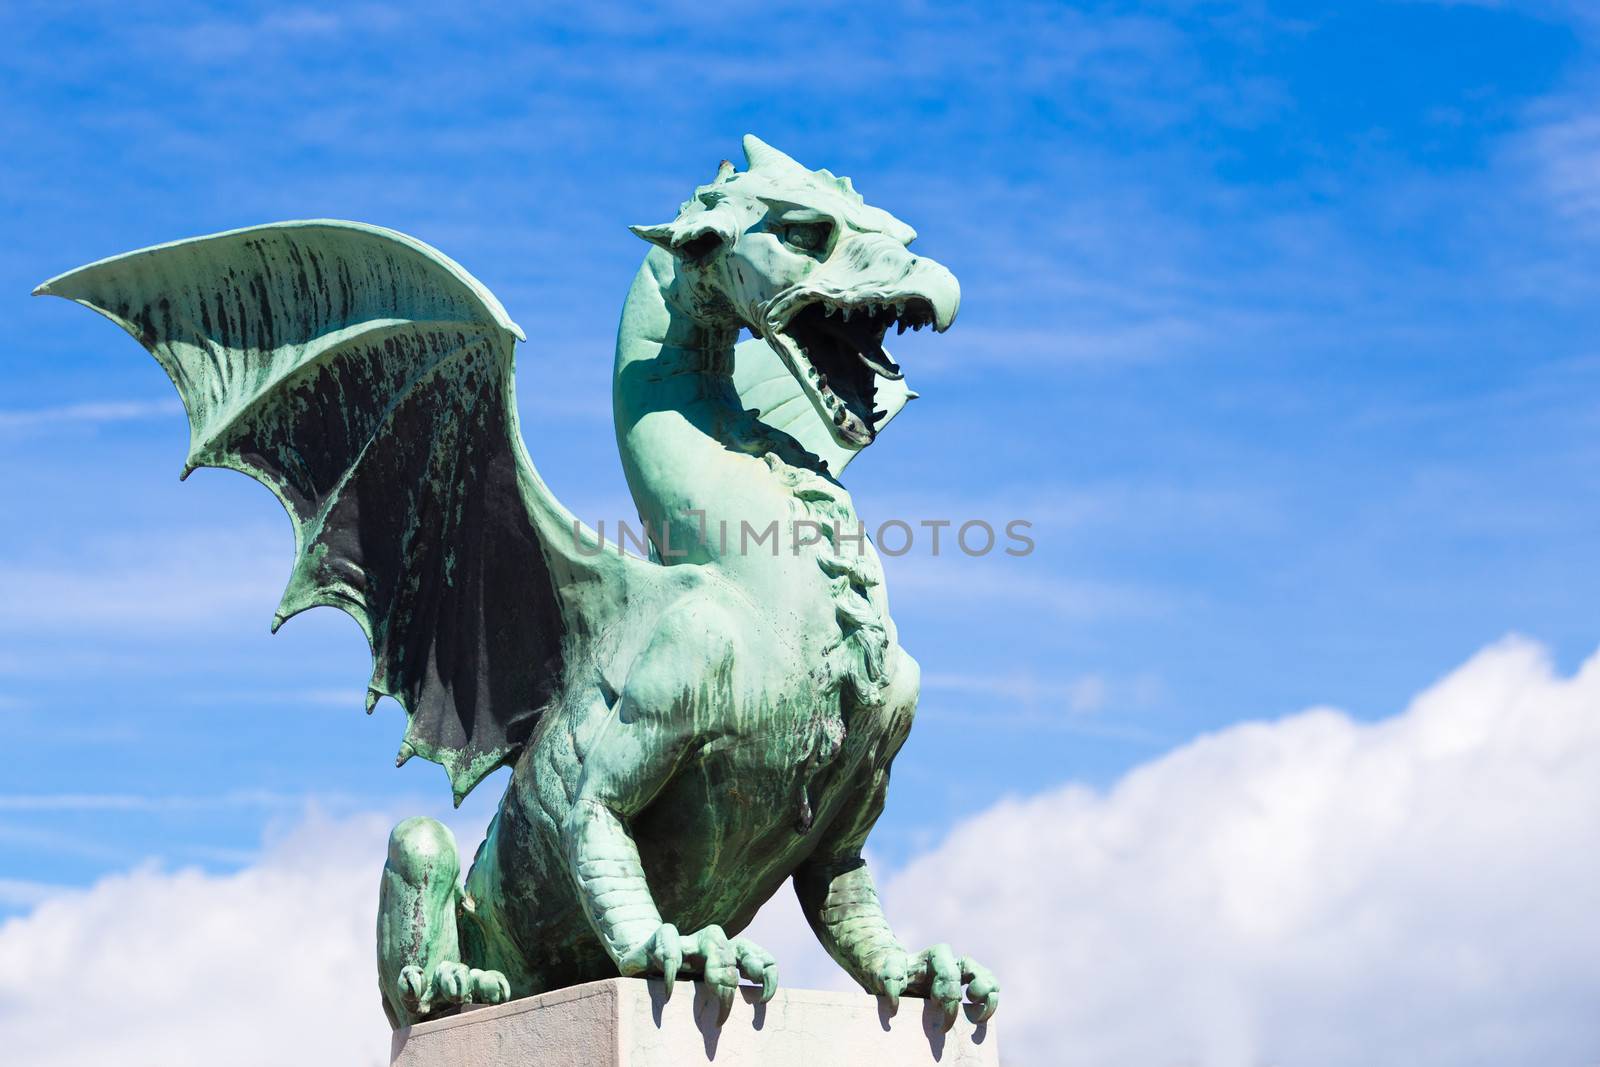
[794, 647, 1000, 1031]
[795, 855, 1000, 1030]
[567, 796, 778, 1021]
[562, 602, 778, 1023]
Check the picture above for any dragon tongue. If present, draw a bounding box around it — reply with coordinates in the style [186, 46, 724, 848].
[857, 344, 903, 381]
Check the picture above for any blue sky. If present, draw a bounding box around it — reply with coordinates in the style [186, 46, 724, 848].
[3, 0, 1599, 905]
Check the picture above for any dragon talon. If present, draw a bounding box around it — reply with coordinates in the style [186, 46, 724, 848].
[397, 966, 426, 1009]
[473, 970, 511, 1004]
[711, 979, 736, 1025]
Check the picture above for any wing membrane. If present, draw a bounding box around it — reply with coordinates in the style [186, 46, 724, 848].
[37, 220, 636, 800]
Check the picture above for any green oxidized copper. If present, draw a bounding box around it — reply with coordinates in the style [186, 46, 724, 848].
[36, 136, 999, 1032]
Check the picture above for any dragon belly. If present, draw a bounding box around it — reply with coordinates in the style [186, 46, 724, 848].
[632, 735, 832, 935]
[637, 652, 919, 937]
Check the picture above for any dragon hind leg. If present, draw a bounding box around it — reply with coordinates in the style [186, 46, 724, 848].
[377, 817, 510, 1028]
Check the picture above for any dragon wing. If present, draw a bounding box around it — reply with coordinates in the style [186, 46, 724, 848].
[36, 220, 656, 802]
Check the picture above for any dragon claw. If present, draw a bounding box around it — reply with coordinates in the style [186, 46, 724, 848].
[435, 961, 469, 1002]
[470, 968, 512, 1005]
[648, 923, 684, 999]
[867, 947, 911, 1016]
[394, 961, 511, 1016]
[696, 930, 740, 1023]
[961, 956, 999, 1024]
[626, 923, 778, 1021]
[871, 944, 999, 1030]
[397, 965, 427, 1010]
[926, 944, 964, 1031]
[735, 939, 779, 1005]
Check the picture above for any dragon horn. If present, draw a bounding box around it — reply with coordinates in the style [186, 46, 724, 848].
[742, 134, 803, 173]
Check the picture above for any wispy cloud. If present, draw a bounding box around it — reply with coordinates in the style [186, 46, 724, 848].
[0, 877, 68, 910]
[0, 399, 181, 431]
[923, 668, 1168, 718]
[0, 790, 342, 813]
[917, 703, 1174, 744]
[154, 6, 360, 65]
[1524, 104, 1600, 232]
[173, 687, 366, 709]
[0, 527, 287, 633]
[918, 665, 1173, 742]
[924, 669, 1114, 711]
[886, 556, 1179, 622]
[0, 823, 130, 863]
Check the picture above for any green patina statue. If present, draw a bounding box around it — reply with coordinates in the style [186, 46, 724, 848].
[36, 136, 999, 1032]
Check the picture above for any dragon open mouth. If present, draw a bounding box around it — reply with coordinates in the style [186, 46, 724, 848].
[771, 295, 938, 447]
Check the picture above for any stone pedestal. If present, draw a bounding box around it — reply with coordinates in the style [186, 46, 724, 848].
[390, 978, 999, 1066]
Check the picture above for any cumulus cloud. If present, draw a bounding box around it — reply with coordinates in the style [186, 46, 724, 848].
[0, 812, 394, 1067]
[4, 637, 1599, 1066]
[879, 636, 1600, 1066]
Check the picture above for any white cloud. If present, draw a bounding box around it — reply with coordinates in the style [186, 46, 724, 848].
[0, 811, 394, 1067]
[4, 637, 1599, 1065]
[878, 635, 1600, 1066]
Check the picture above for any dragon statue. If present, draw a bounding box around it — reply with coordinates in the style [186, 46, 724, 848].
[36, 136, 999, 1032]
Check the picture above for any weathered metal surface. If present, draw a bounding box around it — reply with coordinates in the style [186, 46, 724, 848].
[37, 135, 998, 1035]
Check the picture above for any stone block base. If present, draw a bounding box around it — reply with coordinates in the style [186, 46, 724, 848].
[389, 977, 998, 1066]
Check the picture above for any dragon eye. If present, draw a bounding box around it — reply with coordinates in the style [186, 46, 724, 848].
[783, 222, 831, 253]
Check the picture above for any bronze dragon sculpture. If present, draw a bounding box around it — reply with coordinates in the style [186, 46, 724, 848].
[36, 135, 1000, 1032]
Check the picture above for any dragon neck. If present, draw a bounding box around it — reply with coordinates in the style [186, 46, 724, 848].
[613, 248, 815, 564]
[611, 249, 895, 701]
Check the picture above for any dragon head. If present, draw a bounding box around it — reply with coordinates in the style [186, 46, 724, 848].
[632, 135, 960, 449]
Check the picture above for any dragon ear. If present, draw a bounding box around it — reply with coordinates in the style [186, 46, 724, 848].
[628, 220, 729, 261]
[742, 134, 804, 173]
[716, 159, 736, 181]
[630, 204, 741, 260]
[628, 223, 678, 251]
